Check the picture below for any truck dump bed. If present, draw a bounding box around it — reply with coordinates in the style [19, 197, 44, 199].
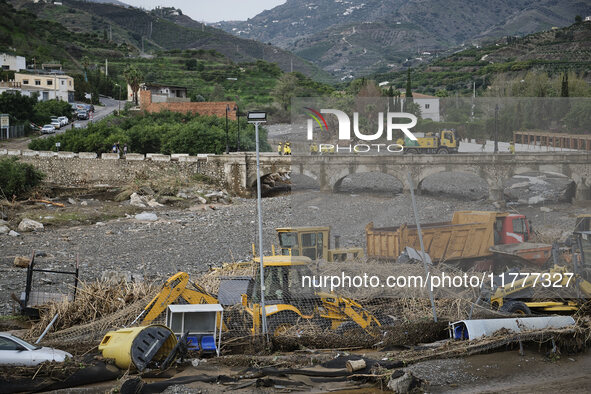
[366, 211, 500, 262]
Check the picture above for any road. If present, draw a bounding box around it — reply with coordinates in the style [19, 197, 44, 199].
[66, 97, 123, 132]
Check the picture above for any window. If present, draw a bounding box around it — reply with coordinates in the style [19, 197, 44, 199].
[35, 80, 41, 86]
[23, 79, 29, 85]
[61, 80, 65, 85]
[68, 81, 72, 86]
[425, 104, 430, 109]
[0, 337, 21, 351]
[47, 79, 52, 86]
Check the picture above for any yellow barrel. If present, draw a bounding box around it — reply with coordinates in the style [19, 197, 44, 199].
[98, 325, 177, 371]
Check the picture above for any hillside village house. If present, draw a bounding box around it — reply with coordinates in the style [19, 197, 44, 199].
[128, 83, 189, 102]
[13, 70, 75, 102]
[0, 53, 26, 71]
[402, 92, 441, 122]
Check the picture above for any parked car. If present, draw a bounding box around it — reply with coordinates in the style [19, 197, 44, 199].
[41, 124, 55, 134]
[77, 111, 89, 120]
[58, 116, 69, 126]
[50, 120, 61, 130]
[0, 333, 72, 366]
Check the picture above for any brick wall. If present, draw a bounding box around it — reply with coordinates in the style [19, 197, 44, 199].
[140, 90, 237, 119]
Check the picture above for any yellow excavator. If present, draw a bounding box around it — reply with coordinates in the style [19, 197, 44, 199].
[490, 231, 591, 315]
[139, 255, 390, 337]
[275, 226, 364, 262]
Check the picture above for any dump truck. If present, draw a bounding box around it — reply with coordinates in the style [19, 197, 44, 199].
[139, 255, 390, 337]
[275, 226, 364, 262]
[396, 129, 459, 154]
[366, 211, 551, 270]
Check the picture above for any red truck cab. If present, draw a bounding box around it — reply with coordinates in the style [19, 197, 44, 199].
[495, 214, 531, 244]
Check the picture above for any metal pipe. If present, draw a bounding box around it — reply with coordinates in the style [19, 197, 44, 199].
[36, 313, 59, 344]
[407, 173, 437, 322]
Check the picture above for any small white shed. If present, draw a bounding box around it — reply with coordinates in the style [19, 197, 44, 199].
[166, 304, 224, 356]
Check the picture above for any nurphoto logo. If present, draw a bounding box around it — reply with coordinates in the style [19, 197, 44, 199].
[305, 108, 418, 153]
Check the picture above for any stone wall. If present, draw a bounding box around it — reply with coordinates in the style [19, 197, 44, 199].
[0, 149, 291, 196]
[139, 90, 237, 119]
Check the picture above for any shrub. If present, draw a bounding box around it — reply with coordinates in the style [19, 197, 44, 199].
[0, 157, 45, 200]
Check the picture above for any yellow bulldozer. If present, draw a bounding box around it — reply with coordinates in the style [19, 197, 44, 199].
[275, 226, 364, 262]
[489, 230, 591, 315]
[139, 255, 389, 337]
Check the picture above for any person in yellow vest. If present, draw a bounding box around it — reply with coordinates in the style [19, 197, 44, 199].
[283, 142, 292, 155]
[277, 142, 283, 155]
[310, 142, 319, 155]
[509, 142, 515, 154]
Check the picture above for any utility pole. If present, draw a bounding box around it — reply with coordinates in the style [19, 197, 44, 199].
[105, 59, 108, 77]
[109, 25, 112, 41]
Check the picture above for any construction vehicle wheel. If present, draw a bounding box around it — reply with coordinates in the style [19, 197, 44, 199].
[437, 148, 449, 154]
[267, 312, 299, 337]
[500, 301, 531, 315]
[406, 148, 418, 154]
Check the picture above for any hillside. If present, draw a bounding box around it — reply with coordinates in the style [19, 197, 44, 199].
[218, 0, 591, 78]
[0, 0, 132, 70]
[370, 22, 591, 95]
[9, 0, 332, 82]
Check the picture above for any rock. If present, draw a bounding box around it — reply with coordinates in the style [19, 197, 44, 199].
[147, 199, 164, 208]
[13, 256, 31, 268]
[8, 230, 19, 237]
[420, 172, 487, 200]
[135, 212, 158, 221]
[95, 222, 105, 226]
[492, 201, 502, 209]
[205, 191, 224, 200]
[176, 191, 190, 199]
[197, 196, 207, 204]
[101, 270, 143, 283]
[130, 193, 147, 208]
[80, 201, 88, 206]
[0, 219, 8, 225]
[540, 207, 552, 212]
[504, 172, 575, 205]
[0, 225, 9, 234]
[68, 198, 76, 205]
[387, 371, 416, 393]
[17, 219, 44, 232]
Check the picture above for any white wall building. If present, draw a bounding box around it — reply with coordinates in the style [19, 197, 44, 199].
[0, 53, 26, 71]
[402, 92, 440, 122]
[13, 71, 75, 102]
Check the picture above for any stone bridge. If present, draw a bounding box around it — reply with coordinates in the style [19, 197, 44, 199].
[290, 152, 591, 201]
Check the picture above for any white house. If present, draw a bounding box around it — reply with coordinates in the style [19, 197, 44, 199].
[402, 92, 440, 122]
[13, 71, 75, 102]
[0, 53, 26, 71]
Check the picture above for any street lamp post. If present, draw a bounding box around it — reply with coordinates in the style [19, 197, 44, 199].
[115, 83, 121, 113]
[235, 107, 241, 152]
[225, 105, 230, 154]
[247, 110, 268, 338]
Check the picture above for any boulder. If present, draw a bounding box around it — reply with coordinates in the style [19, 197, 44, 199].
[197, 196, 207, 204]
[0, 225, 9, 235]
[68, 198, 76, 205]
[504, 172, 575, 204]
[8, 230, 20, 237]
[130, 193, 147, 208]
[135, 212, 158, 221]
[17, 219, 44, 232]
[13, 256, 31, 268]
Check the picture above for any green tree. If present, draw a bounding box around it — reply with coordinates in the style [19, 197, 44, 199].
[123, 64, 144, 105]
[185, 58, 197, 71]
[575, 15, 583, 23]
[271, 73, 299, 112]
[405, 67, 413, 99]
[561, 72, 569, 97]
[0, 157, 44, 200]
[209, 84, 226, 101]
[0, 91, 37, 123]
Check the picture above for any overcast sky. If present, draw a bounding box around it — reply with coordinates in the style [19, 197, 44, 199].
[122, 0, 287, 23]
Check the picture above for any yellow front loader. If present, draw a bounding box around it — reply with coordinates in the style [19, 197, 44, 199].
[275, 226, 364, 262]
[138, 256, 390, 337]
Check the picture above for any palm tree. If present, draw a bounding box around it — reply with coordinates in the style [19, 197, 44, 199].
[123, 65, 144, 105]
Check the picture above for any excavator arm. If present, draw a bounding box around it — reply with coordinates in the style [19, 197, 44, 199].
[140, 272, 219, 325]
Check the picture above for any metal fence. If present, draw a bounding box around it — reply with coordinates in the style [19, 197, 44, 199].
[0, 124, 26, 140]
